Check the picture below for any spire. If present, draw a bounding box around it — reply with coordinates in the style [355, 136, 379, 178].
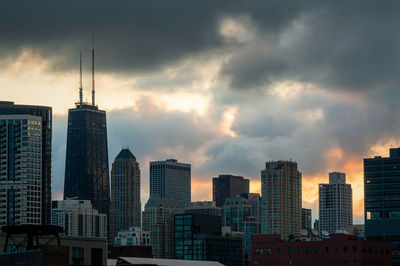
[79, 51, 83, 105]
[92, 33, 95, 106]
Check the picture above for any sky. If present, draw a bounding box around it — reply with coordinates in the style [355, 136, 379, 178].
[2, 1, 400, 223]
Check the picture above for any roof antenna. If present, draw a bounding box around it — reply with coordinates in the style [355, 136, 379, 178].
[92, 33, 95, 106]
[79, 51, 83, 105]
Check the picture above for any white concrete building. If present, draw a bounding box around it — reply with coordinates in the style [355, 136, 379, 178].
[319, 172, 353, 235]
[114, 227, 150, 246]
[51, 199, 107, 238]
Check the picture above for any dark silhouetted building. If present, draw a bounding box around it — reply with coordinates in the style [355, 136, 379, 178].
[0, 101, 52, 226]
[174, 213, 243, 266]
[213, 174, 249, 208]
[365, 148, 400, 265]
[252, 233, 392, 266]
[110, 148, 141, 241]
[149, 159, 191, 208]
[302, 208, 312, 231]
[184, 201, 221, 217]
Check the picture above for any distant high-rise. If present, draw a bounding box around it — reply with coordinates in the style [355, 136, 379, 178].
[149, 159, 191, 208]
[110, 148, 141, 241]
[364, 148, 400, 264]
[0, 102, 52, 226]
[319, 172, 352, 235]
[184, 201, 222, 217]
[51, 199, 107, 238]
[261, 160, 302, 239]
[64, 48, 110, 216]
[301, 208, 312, 231]
[142, 197, 183, 259]
[213, 174, 249, 208]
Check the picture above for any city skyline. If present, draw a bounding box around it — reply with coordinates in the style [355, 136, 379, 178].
[3, 1, 400, 224]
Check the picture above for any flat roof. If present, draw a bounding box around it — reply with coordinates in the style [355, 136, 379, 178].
[119, 257, 224, 266]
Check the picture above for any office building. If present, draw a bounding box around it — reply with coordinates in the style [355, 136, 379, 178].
[174, 213, 243, 266]
[213, 174, 249, 207]
[110, 148, 141, 241]
[51, 199, 107, 238]
[142, 197, 183, 259]
[0, 114, 44, 227]
[241, 192, 261, 223]
[0, 101, 52, 225]
[149, 159, 191, 208]
[319, 172, 352, 235]
[184, 201, 221, 216]
[302, 208, 312, 231]
[64, 48, 110, 216]
[252, 233, 392, 266]
[261, 161, 302, 239]
[365, 148, 400, 264]
[114, 227, 150, 246]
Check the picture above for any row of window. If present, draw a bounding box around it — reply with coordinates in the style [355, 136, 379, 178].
[254, 246, 390, 256]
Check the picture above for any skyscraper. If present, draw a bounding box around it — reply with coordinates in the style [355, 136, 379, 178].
[149, 159, 191, 208]
[64, 46, 110, 216]
[212, 174, 249, 208]
[301, 208, 312, 231]
[142, 197, 183, 258]
[0, 101, 52, 225]
[110, 148, 141, 241]
[319, 172, 352, 235]
[364, 148, 400, 264]
[261, 160, 302, 239]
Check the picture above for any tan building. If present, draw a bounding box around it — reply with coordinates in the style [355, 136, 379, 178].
[261, 161, 302, 239]
[110, 148, 141, 241]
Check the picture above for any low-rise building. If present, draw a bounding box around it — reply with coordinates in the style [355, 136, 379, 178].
[114, 227, 150, 246]
[252, 233, 392, 266]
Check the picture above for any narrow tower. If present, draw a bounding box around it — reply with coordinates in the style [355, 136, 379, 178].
[79, 51, 83, 105]
[92, 33, 95, 106]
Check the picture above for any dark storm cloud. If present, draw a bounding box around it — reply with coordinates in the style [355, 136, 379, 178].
[221, 1, 400, 92]
[0, 0, 312, 73]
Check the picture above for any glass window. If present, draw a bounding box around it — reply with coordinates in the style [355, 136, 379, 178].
[288, 248, 293, 254]
[72, 247, 84, 266]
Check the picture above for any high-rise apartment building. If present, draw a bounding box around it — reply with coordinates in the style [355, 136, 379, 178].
[51, 199, 107, 238]
[110, 148, 141, 241]
[365, 148, 400, 264]
[64, 49, 110, 216]
[184, 201, 221, 217]
[213, 174, 249, 208]
[0, 115, 43, 227]
[149, 159, 191, 208]
[302, 208, 312, 231]
[319, 172, 352, 235]
[261, 160, 302, 239]
[0, 102, 52, 225]
[142, 197, 183, 259]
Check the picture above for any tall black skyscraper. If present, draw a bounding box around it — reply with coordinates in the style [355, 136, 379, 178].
[0, 101, 52, 225]
[64, 43, 110, 216]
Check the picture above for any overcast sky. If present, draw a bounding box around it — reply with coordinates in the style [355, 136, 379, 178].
[2, 1, 400, 223]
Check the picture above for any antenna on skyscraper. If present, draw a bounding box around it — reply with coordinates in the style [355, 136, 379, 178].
[92, 33, 95, 106]
[79, 51, 83, 105]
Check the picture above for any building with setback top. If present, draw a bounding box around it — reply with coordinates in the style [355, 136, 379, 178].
[110, 148, 141, 241]
[0, 102, 52, 226]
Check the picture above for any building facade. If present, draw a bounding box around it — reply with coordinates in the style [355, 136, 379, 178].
[149, 159, 191, 209]
[114, 227, 150, 246]
[213, 174, 249, 208]
[302, 208, 312, 231]
[0, 102, 52, 225]
[142, 197, 183, 259]
[51, 199, 107, 238]
[364, 148, 400, 265]
[184, 201, 221, 217]
[174, 213, 243, 266]
[261, 161, 302, 239]
[252, 233, 392, 266]
[0, 115, 43, 227]
[110, 148, 141, 241]
[319, 172, 353, 235]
